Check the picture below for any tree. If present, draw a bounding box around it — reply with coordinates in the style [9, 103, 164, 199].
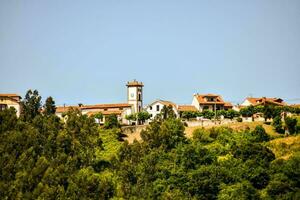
[103, 114, 120, 129]
[273, 116, 284, 134]
[0, 107, 18, 134]
[136, 111, 151, 124]
[181, 111, 199, 120]
[250, 125, 270, 142]
[263, 105, 274, 121]
[160, 105, 176, 120]
[224, 110, 240, 120]
[92, 112, 103, 124]
[239, 106, 255, 121]
[140, 118, 186, 150]
[201, 110, 214, 120]
[20, 89, 42, 121]
[218, 181, 260, 200]
[125, 114, 137, 121]
[284, 117, 298, 134]
[44, 96, 56, 115]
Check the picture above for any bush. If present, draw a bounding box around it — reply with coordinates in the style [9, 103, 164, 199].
[273, 116, 284, 134]
[104, 114, 120, 129]
[284, 117, 298, 134]
[192, 128, 213, 144]
[251, 125, 270, 142]
[237, 117, 242, 122]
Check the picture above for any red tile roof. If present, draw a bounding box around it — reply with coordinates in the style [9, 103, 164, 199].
[177, 105, 197, 112]
[224, 102, 233, 108]
[246, 97, 285, 106]
[81, 103, 132, 110]
[194, 94, 225, 105]
[56, 106, 79, 113]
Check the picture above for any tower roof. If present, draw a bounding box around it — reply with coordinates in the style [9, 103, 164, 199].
[126, 80, 144, 87]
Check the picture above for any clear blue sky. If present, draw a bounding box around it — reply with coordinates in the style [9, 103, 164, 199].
[1, 0, 300, 106]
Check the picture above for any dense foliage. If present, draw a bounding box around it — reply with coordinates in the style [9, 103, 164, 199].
[0, 90, 299, 199]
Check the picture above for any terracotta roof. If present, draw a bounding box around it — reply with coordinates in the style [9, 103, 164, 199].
[177, 105, 197, 112]
[81, 103, 132, 110]
[86, 110, 123, 116]
[224, 102, 233, 108]
[246, 97, 285, 106]
[194, 94, 225, 104]
[0, 94, 21, 97]
[56, 106, 79, 113]
[126, 80, 144, 87]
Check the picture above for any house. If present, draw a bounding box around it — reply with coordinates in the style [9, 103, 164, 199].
[0, 94, 22, 117]
[191, 93, 233, 112]
[241, 97, 286, 107]
[55, 80, 144, 125]
[146, 99, 178, 120]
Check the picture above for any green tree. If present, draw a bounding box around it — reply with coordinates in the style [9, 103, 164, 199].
[20, 89, 42, 121]
[250, 125, 270, 142]
[218, 181, 260, 200]
[263, 105, 275, 121]
[273, 116, 284, 133]
[0, 107, 18, 134]
[43, 96, 56, 115]
[201, 110, 215, 119]
[160, 105, 176, 120]
[284, 117, 298, 134]
[104, 114, 120, 129]
[239, 105, 255, 121]
[180, 111, 199, 120]
[92, 112, 103, 124]
[137, 111, 151, 124]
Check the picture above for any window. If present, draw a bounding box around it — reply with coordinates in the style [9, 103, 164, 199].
[138, 93, 141, 101]
[149, 106, 152, 110]
[156, 105, 160, 111]
[0, 104, 7, 111]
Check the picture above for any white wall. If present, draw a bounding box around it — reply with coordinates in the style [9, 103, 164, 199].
[241, 99, 252, 106]
[146, 101, 179, 120]
[192, 96, 200, 111]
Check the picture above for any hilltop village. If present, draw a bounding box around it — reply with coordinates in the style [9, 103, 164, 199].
[0, 80, 296, 126]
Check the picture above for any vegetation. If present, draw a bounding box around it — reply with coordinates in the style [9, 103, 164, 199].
[0, 90, 299, 199]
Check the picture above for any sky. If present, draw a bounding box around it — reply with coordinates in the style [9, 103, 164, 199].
[1, 0, 300, 106]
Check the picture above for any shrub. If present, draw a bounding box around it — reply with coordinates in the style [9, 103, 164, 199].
[272, 116, 284, 134]
[237, 117, 242, 122]
[192, 128, 213, 144]
[250, 125, 270, 142]
[284, 117, 297, 134]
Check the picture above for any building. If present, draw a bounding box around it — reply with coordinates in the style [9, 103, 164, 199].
[127, 80, 143, 113]
[55, 80, 143, 125]
[240, 97, 286, 107]
[191, 93, 233, 112]
[0, 94, 22, 117]
[146, 99, 178, 120]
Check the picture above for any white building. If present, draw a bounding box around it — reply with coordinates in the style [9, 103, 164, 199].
[146, 99, 178, 120]
[0, 94, 22, 117]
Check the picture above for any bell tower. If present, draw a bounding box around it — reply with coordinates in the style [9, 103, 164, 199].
[126, 80, 143, 113]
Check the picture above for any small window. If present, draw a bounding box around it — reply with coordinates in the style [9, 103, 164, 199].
[0, 104, 8, 111]
[156, 105, 160, 111]
[138, 93, 141, 101]
[149, 106, 152, 110]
